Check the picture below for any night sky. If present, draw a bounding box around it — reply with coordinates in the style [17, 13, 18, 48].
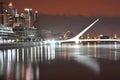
[1, 0, 120, 36]
[1, 0, 120, 16]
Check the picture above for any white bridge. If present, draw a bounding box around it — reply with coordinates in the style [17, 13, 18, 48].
[44, 19, 120, 44]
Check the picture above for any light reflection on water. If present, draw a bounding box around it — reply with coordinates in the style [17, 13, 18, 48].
[0, 43, 120, 80]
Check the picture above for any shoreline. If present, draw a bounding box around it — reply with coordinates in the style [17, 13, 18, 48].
[0, 42, 41, 49]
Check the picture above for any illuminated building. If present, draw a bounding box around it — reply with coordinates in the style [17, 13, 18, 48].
[13, 27, 37, 41]
[114, 34, 117, 39]
[99, 34, 109, 39]
[13, 13, 26, 27]
[38, 30, 53, 40]
[34, 11, 39, 23]
[7, 2, 15, 26]
[0, 2, 40, 41]
[0, 25, 14, 43]
[24, 8, 33, 27]
[63, 30, 74, 40]
[8, 2, 15, 16]
[0, 25, 14, 38]
[1, 2, 26, 27]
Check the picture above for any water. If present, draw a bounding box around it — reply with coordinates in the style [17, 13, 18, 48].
[0, 42, 120, 80]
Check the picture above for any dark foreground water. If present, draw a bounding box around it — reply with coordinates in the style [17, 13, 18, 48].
[0, 43, 120, 80]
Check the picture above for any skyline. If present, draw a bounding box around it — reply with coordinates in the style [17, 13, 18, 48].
[38, 15, 120, 36]
[0, 0, 120, 36]
[1, 0, 120, 17]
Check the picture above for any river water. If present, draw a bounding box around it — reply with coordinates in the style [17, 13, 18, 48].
[0, 42, 120, 80]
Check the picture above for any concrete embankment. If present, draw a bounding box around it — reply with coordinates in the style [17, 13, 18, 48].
[0, 42, 41, 49]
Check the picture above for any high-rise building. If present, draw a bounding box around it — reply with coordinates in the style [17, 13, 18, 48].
[1, 2, 36, 27]
[24, 8, 33, 27]
[13, 12, 26, 27]
[34, 11, 39, 22]
[0, 2, 4, 24]
[3, 10, 9, 25]
[8, 2, 15, 16]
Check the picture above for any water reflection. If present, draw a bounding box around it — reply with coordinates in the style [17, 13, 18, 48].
[61, 43, 100, 74]
[0, 47, 41, 80]
[0, 43, 120, 80]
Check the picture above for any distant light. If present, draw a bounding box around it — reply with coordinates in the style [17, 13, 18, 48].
[5, 10, 7, 12]
[8, 2, 13, 7]
[24, 8, 32, 11]
[24, 8, 29, 11]
[75, 39, 79, 44]
[35, 11, 38, 13]
[30, 8, 32, 11]
[21, 13, 24, 17]
[100, 34, 103, 37]
[44, 40, 56, 45]
[51, 40, 56, 43]
[44, 40, 50, 44]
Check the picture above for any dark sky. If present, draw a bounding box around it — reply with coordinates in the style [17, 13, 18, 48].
[39, 15, 120, 36]
[1, 0, 120, 36]
[1, 0, 120, 17]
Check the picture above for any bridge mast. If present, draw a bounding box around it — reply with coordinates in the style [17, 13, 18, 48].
[66, 18, 100, 44]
